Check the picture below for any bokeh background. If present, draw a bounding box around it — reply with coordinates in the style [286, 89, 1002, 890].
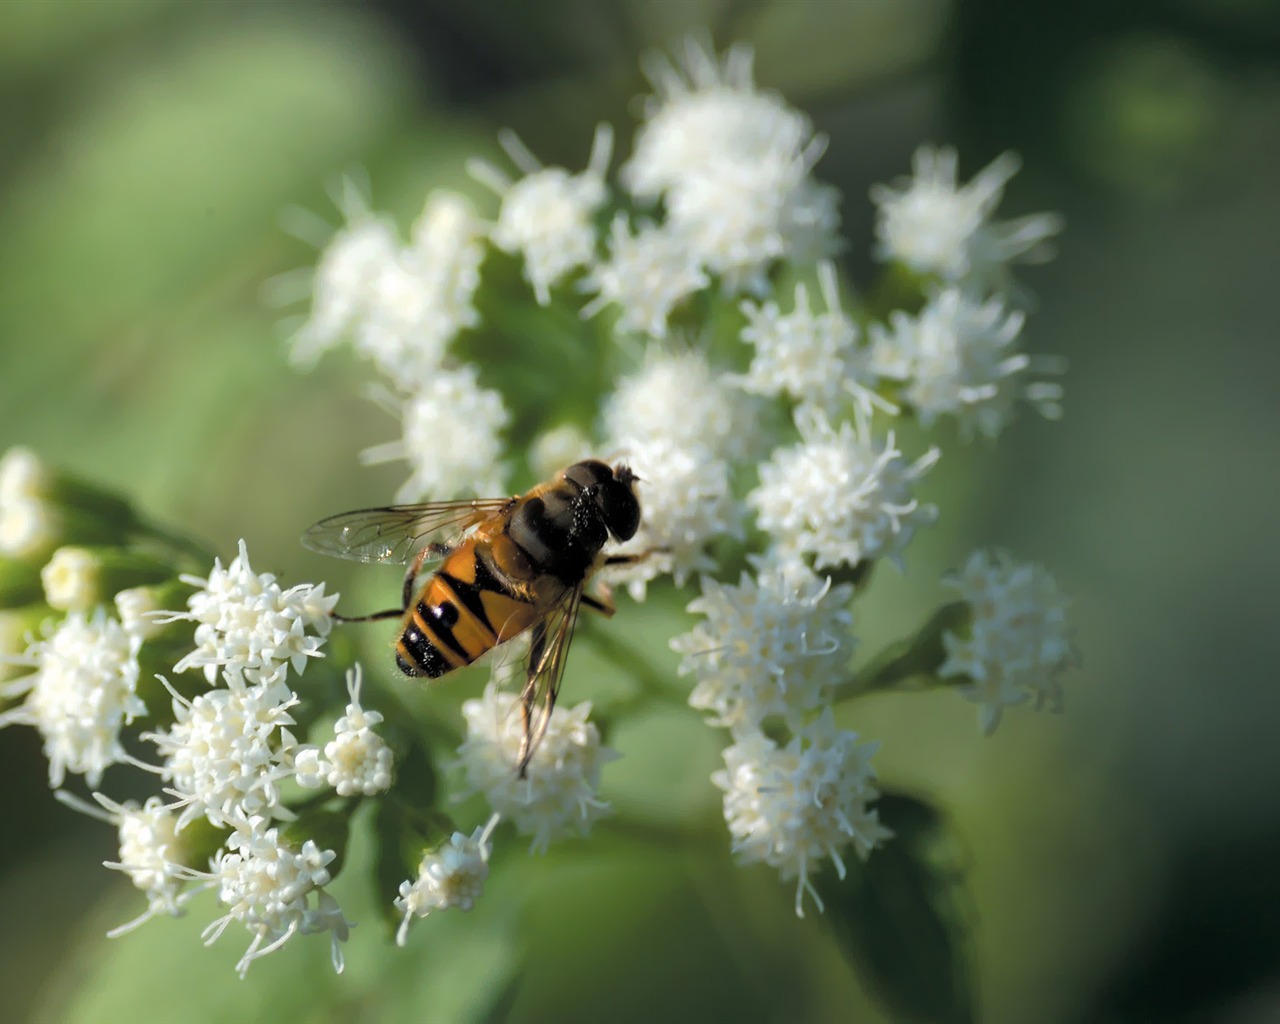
[2, 1, 1278, 1021]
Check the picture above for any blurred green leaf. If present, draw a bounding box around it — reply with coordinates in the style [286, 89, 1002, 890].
[821, 791, 974, 1024]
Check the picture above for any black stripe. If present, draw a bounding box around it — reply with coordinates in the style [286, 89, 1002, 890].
[401, 621, 450, 678]
[416, 595, 471, 662]
[441, 557, 525, 633]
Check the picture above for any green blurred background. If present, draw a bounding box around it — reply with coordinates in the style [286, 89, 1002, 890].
[2, 1, 1278, 1021]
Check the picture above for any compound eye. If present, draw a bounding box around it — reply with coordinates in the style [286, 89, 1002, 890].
[600, 481, 641, 541]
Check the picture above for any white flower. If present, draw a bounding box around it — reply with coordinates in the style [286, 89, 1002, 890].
[0, 609, 142, 788]
[115, 586, 165, 641]
[145, 673, 302, 828]
[749, 407, 938, 571]
[870, 145, 1062, 292]
[353, 191, 486, 386]
[580, 215, 709, 339]
[361, 365, 510, 501]
[713, 711, 890, 917]
[470, 125, 612, 305]
[0, 446, 51, 504]
[870, 288, 1064, 438]
[40, 546, 102, 611]
[295, 665, 393, 797]
[168, 540, 337, 687]
[199, 817, 350, 978]
[623, 38, 840, 292]
[602, 344, 752, 460]
[602, 438, 739, 600]
[940, 549, 1075, 734]
[394, 814, 500, 947]
[738, 262, 885, 417]
[56, 790, 198, 937]
[0, 497, 60, 559]
[672, 562, 855, 732]
[288, 188, 400, 367]
[455, 684, 618, 853]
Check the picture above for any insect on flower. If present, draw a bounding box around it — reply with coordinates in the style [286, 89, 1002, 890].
[302, 460, 642, 776]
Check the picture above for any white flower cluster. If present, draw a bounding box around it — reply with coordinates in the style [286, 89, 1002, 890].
[287, 180, 509, 499]
[394, 814, 500, 947]
[868, 146, 1065, 437]
[714, 712, 890, 917]
[295, 665, 394, 797]
[169, 539, 337, 687]
[198, 816, 351, 978]
[940, 548, 1075, 734]
[455, 683, 619, 853]
[672, 561, 884, 914]
[0, 608, 143, 788]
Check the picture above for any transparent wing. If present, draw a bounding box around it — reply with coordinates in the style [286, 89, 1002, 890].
[301, 498, 513, 565]
[517, 582, 585, 777]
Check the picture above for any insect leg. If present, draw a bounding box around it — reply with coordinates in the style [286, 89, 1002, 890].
[333, 608, 404, 624]
[517, 620, 549, 779]
[402, 542, 450, 608]
[580, 590, 616, 617]
[603, 547, 666, 567]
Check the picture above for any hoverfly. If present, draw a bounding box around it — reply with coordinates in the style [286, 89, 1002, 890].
[302, 460, 641, 776]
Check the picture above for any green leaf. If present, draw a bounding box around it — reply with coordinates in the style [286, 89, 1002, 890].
[820, 791, 974, 1024]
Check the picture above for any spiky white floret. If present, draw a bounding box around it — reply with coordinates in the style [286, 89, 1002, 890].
[870, 288, 1064, 438]
[165, 540, 336, 688]
[713, 711, 890, 917]
[749, 407, 938, 571]
[394, 814, 500, 947]
[870, 145, 1062, 293]
[940, 548, 1075, 734]
[198, 816, 350, 978]
[580, 216, 709, 339]
[672, 561, 856, 732]
[362, 365, 510, 502]
[455, 684, 618, 853]
[0, 609, 142, 788]
[471, 125, 612, 305]
[294, 665, 393, 797]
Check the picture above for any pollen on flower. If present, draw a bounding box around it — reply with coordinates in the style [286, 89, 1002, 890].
[580, 215, 709, 339]
[361, 365, 510, 501]
[870, 145, 1062, 293]
[940, 548, 1075, 734]
[394, 814, 499, 947]
[455, 684, 619, 853]
[672, 561, 856, 732]
[199, 816, 350, 978]
[470, 124, 612, 305]
[0, 608, 143, 788]
[600, 438, 739, 601]
[713, 711, 890, 917]
[167, 540, 336, 688]
[870, 288, 1064, 438]
[748, 407, 938, 571]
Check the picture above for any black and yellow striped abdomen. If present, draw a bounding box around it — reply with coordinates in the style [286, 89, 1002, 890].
[395, 543, 543, 679]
